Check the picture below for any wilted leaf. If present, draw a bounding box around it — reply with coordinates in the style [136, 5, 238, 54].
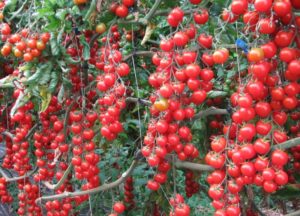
[39, 86, 52, 113]
[141, 23, 156, 46]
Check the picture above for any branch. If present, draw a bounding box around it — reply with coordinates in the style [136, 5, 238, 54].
[25, 123, 40, 140]
[271, 137, 300, 150]
[174, 160, 214, 172]
[89, 33, 100, 47]
[193, 107, 229, 120]
[0, 167, 37, 182]
[36, 159, 137, 204]
[123, 51, 154, 61]
[43, 164, 73, 190]
[125, 97, 151, 106]
[1, 131, 14, 140]
[246, 186, 266, 216]
[139, 0, 162, 25]
[63, 100, 76, 140]
[285, 210, 300, 216]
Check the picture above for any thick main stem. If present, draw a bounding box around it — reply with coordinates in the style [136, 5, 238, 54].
[36, 160, 138, 204]
[285, 210, 300, 216]
[271, 137, 300, 150]
[0, 167, 37, 182]
[43, 164, 73, 190]
[140, 0, 162, 25]
[174, 160, 214, 172]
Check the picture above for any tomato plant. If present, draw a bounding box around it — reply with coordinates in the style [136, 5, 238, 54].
[0, 0, 299, 215]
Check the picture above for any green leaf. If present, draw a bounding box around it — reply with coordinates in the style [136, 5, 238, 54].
[0, 76, 15, 88]
[57, 25, 65, 44]
[55, 9, 67, 20]
[24, 64, 49, 85]
[83, 0, 96, 22]
[50, 33, 60, 56]
[37, 7, 55, 17]
[62, 77, 72, 89]
[45, 17, 60, 31]
[162, 0, 180, 7]
[99, 11, 115, 24]
[3, 0, 18, 13]
[272, 184, 300, 199]
[39, 65, 53, 85]
[48, 71, 59, 93]
[226, 70, 236, 79]
[71, 5, 80, 15]
[79, 35, 90, 60]
[217, 66, 224, 77]
[57, 85, 64, 103]
[64, 56, 80, 64]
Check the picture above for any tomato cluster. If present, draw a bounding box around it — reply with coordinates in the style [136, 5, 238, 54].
[110, 0, 135, 18]
[45, 199, 73, 216]
[33, 97, 63, 181]
[204, 0, 300, 215]
[0, 23, 50, 62]
[96, 26, 129, 141]
[184, 170, 200, 198]
[17, 182, 41, 216]
[123, 176, 135, 210]
[9, 101, 34, 176]
[69, 110, 100, 201]
[108, 201, 126, 216]
[0, 178, 12, 203]
[169, 194, 191, 216]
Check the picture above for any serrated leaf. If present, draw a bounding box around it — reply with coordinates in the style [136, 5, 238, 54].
[24, 68, 44, 85]
[71, 5, 80, 15]
[98, 11, 115, 24]
[50, 33, 60, 56]
[226, 70, 236, 79]
[45, 16, 60, 31]
[79, 35, 90, 60]
[39, 65, 53, 85]
[57, 85, 64, 103]
[57, 25, 65, 44]
[62, 77, 72, 89]
[64, 56, 80, 64]
[3, 0, 18, 13]
[0, 76, 14, 88]
[134, 178, 148, 187]
[55, 9, 67, 20]
[132, 164, 147, 175]
[37, 7, 54, 17]
[83, 0, 96, 22]
[217, 67, 224, 77]
[48, 71, 59, 93]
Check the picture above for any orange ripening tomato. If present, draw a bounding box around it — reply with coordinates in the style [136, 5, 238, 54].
[154, 99, 169, 112]
[213, 48, 229, 64]
[247, 48, 264, 62]
[73, 0, 87, 5]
